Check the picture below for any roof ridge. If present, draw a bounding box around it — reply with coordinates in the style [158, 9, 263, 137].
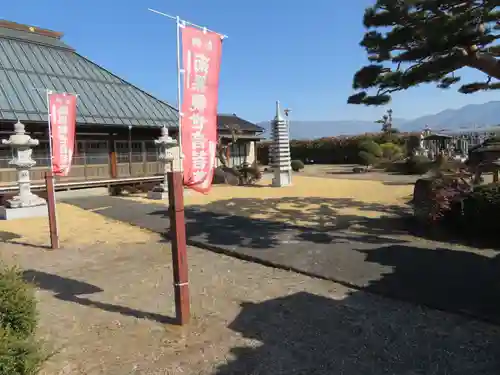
[0, 20, 63, 39]
[73, 51, 179, 115]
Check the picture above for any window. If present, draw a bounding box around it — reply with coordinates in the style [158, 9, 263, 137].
[130, 141, 144, 163]
[85, 141, 109, 165]
[32, 141, 50, 167]
[229, 142, 248, 167]
[0, 145, 13, 168]
[115, 141, 130, 163]
[73, 141, 86, 165]
[115, 141, 145, 163]
[145, 141, 159, 162]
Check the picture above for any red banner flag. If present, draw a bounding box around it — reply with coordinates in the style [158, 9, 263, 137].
[181, 26, 222, 193]
[48, 93, 77, 176]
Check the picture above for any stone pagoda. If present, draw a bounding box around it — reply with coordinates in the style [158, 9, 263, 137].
[270, 101, 292, 187]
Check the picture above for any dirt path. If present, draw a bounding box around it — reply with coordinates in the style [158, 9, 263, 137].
[1, 237, 499, 374]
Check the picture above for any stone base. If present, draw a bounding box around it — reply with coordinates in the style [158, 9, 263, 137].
[147, 190, 169, 200]
[272, 171, 293, 187]
[0, 204, 48, 220]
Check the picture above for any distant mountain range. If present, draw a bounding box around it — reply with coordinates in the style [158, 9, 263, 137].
[257, 101, 500, 140]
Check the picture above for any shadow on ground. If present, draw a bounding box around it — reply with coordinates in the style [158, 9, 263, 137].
[214, 291, 500, 374]
[22, 269, 176, 324]
[0, 231, 51, 250]
[166, 196, 493, 250]
[65, 195, 500, 322]
[157, 200, 500, 323]
[20, 254, 500, 373]
[358, 244, 500, 323]
[153, 196, 412, 250]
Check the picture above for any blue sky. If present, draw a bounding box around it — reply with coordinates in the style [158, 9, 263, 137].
[2, 0, 497, 124]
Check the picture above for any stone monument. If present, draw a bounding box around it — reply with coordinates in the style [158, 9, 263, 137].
[148, 126, 177, 200]
[0, 121, 47, 220]
[270, 101, 292, 187]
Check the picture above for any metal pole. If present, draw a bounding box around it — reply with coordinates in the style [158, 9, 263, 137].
[148, 8, 228, 172]
[148, 8, 228, 39]
[176, 16, 184, 172]
[128, 125, 132, 175]
[167, 170, 190, 325]
[45, 90, 60, 246]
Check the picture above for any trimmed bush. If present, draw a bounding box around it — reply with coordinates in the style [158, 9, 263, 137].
[358, 140, 382, 158]
[463, 183, 500, 236]
[380, 142, 402, 161]
[358, 151, 378, 167]
[291, 160, 304, 172]
[0, 265, 45, 375]
[404, 155, 432, 175]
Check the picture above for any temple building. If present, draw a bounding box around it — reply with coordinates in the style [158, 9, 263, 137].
[0, 20, 263, 184]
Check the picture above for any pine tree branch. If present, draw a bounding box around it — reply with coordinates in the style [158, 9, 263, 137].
[348, 0, 500, 105]
[466, 52, 500, 79]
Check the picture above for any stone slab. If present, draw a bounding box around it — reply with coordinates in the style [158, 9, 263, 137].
[0, 204, 48, 220]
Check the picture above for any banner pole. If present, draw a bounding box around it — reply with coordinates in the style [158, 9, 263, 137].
[148, 8, 227, 174]
[176, 16, 184, 173]
[167, 170, 190, 325]
[148, 9, 228, 39]
[45, 90, 60, 248]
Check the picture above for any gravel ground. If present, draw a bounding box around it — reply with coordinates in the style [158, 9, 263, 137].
[1, 237, 499, 375]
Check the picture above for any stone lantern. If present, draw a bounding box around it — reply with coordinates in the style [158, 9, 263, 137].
[148, 126, 178, 200]
[0, 121, 47, 220]
[469, 137, 500, 184]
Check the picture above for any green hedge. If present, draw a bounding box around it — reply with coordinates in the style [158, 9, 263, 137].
[257, 132, 414, 165]
[0, 265, 45, 375]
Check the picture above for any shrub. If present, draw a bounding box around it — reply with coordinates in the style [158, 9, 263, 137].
[238, 164, 262, 185]
[413, 172, 472, 224]
[462, 183, 500, 236]
[358, 151, 378, 167]
[405, 135, 421, 157]
[404, 155, 432, 175]
[358, 140, 382, 158]
[291, 160, 304, 172]
[380, 142, 402, 161]
[0, 265, 45, 375]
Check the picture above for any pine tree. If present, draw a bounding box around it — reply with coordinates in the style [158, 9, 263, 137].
[376, 109, 393, 133]
[348, 0, 500, 106]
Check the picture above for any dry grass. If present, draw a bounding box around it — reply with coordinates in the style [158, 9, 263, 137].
[0, 176, 412, 249]
[129, 175, 413, 227]
[0, 203, 157, 248]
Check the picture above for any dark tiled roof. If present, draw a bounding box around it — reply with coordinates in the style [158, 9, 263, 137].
[0, 21, 178, 128]
[217, 113, 263, 132]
